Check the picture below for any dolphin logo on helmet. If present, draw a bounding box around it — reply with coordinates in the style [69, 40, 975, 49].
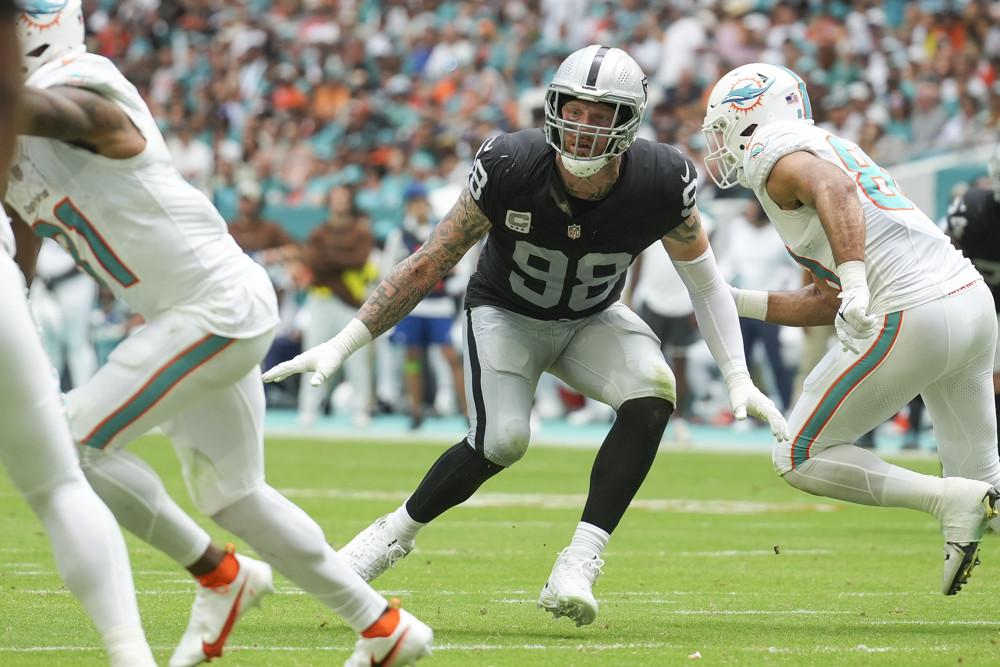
[16, 0, 86, 79]
[701, 64, 813, 189]
[720, 79, 775, 112]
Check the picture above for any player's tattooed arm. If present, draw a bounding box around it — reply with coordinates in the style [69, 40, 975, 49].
[660, 205, 710, 262]
[19, 85, 146, 158]
[359, 188, 490, 338]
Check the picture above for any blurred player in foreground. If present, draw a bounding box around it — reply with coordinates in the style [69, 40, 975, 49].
[6, 2, 432, 665]
[704, 63, 1000, 595]
[265, 44, 788, 627]
[0, 1, 154, 664]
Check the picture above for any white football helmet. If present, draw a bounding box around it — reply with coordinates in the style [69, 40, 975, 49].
[16, 0, 86, 79]
[988, 142, 1000, 202]
[702, 63, 813, 189]
[544, 44, 648, 177]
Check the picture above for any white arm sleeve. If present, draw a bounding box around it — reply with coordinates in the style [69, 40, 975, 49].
[671, 246, 750, 383]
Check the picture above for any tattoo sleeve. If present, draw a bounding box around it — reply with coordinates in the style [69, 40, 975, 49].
[21, 85, 127, 142]
[359, 188, 490, 338]
[665, 207, 703, 246]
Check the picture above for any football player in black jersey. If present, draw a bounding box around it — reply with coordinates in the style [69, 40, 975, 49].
[946, 151, 1000, 454]
[265, 45, 788, 626]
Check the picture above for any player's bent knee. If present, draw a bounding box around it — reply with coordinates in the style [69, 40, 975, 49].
[777, 466, 818, 495]
[483, 419, 531, 466]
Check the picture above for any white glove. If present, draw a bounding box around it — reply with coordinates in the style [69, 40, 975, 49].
[726, 373, 790, 442]
[835, 261, 877, 354]
[261, 318, 372, 386]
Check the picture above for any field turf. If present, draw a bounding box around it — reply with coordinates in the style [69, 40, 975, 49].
[1, 432, 998, 665]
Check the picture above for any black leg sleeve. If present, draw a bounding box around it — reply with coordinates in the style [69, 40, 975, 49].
[581, 396, 673, 533]
[405, 441, 505, 523]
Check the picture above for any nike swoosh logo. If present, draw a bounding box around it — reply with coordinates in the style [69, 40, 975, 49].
[481, 137, 497, 152]
[201, 581, 247, 659]
[371, 626, 410, 667]
[680, 161, 691, 183]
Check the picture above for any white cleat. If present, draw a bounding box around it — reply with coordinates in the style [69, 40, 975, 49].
[938, 479, 999, 595]
[339, 515, 413, 583]
[537, 549, 604, 626]
[344, 600, 433, 667]
[169, 552, 275, 666]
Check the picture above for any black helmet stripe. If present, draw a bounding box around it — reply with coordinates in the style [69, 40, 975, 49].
[585, 46, 611, 87]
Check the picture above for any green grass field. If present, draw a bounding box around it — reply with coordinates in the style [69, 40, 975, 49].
[1, 433, 998, 666]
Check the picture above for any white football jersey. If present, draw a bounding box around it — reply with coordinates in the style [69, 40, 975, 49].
[5, 54, 277, 338]
[743, 121, 981, 316]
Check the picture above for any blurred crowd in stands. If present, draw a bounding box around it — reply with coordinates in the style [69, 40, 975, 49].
[34, 0, 999, 443]
[85, 0, 1000, 209]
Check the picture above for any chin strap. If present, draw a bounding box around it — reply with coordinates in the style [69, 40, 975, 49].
[561, 154, 611, 177]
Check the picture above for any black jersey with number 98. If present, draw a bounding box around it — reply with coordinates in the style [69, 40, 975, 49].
[464, 129, 696, 321]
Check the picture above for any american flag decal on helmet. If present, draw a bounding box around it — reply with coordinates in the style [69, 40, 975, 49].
[785, 92, 799, 104]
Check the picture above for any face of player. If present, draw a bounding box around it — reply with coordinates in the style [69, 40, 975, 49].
[560, 99, 617, 159]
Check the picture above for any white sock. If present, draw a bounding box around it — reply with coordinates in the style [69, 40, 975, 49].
[388, 503, 425, 544]
[568, 521, 609, 559]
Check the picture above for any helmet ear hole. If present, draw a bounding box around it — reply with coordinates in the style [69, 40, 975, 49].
[740, 123, 758, 138]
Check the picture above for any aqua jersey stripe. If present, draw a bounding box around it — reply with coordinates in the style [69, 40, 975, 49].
[83, 335, 235, 450]
[791, 311, 901, 468]
[786, 247, 840, 289]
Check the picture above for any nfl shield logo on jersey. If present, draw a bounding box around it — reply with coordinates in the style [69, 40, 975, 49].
[567, 224, 581, 239]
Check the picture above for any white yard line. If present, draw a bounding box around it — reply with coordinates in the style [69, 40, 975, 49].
[277, 488, 841, 514]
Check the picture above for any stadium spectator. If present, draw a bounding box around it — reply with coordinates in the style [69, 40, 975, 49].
[227, 180, 297, 258]
[297, 183, 378, 428]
